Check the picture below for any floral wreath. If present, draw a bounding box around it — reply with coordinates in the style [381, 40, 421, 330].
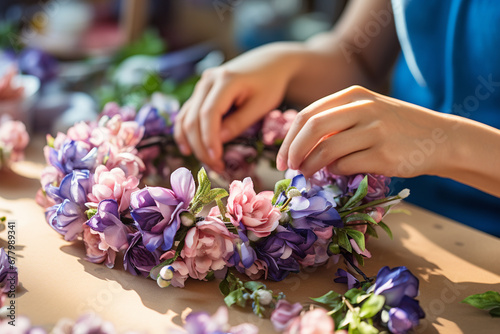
[34, 94, 428, 333]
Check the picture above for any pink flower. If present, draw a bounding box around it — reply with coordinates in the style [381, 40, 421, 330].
[82, 225, 115, 267]
[181, 216, 236, 280]
[116, 120, 144, 148]
[243, 259, 267, 280]
[35, 188, 56, 209]
[87, 165, 140, 213]
[262, 109, 297, 146]
[271, 299, 303, 332]
[226, 178, 280, 241]
[101, 101, 136, 121]
[40, 165, 61, 189]
[169, 259, 190, 288]
[285, 308, 335, 334]
[0, 119, 29, 162]
[67, 121, 92, 143]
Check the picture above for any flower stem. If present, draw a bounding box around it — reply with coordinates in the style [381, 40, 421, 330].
[339, 195, 402, 218]
[341, 251, 371, 283]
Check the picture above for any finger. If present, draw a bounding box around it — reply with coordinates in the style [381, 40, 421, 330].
[297, 125, 375, 178]
[276, 85, 371, 171]
[174, 99, 192, 155]
[199, 78, 241, 163]
[182, 78, 216, 165]
[327, 148, 384, 176]
[282, 99, 374, 171]
[219, 96, 275, 143]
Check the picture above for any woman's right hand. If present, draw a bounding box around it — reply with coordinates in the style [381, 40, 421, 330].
[173, 43, 304, 172]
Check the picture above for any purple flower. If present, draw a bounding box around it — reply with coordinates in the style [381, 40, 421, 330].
[45, 170, 91, 240]
[0, 248, 17, 301]
[270, 299, 303, 332]
[227, 227, 257, 271]
[334, 268, 360, 289]
[123, 232, 161, 277]
[87, 199, 129, 252]
[388, 296, 425, 334]
[255, 226, 316, 281]
[373, 266, 419, 307]
[180, 307, 258, 334]
[130, 167, 195, 251]
[135, 104, 170, 138]
[288, 175, 342, 229]
[18, 48, 58, 82]
[348, 174, 391, 202]
[48, 140, 97, 174]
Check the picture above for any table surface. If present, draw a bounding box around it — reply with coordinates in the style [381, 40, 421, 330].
[1, 140, 499, 334]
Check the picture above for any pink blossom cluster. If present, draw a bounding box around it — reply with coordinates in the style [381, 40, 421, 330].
[39, 110, 145, 191]
[0, 118, 29, 168]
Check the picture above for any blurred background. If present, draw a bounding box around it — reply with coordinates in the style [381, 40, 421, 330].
[0, 0, 348, 135]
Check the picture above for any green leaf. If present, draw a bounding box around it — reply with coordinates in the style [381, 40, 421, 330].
[345, 289, 365, 305]
[365, 224, 379, 239]
[377, 221, 393, 240]
[194, 168, 211, 199]
[311, 291, 341, 307]
[337, 229, 352, 253]
[345, 213, 378, 225]
[359, 294, 385, 318]
[489, 307, 500, 317]
[357, 321, 379, 334]
[244, 281, 265, 292]
[462, 291, 500, 310]
[353, 252, 365, 267]
[341, 176, 368, 210]
[219, 279, 230, 296]
[272, 179, 291, 205]
[339, 308, 360, 329]
[346, 229, 366, 252]
[224, 289, 244, 308]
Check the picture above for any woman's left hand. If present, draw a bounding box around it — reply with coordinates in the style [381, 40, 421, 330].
[276, 85, 453, 179]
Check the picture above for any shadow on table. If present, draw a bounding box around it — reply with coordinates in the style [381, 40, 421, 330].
[0, 169, 40, 201]
[60, 243, 226, 325]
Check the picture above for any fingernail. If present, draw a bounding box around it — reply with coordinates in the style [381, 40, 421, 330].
[276, 155, 285, 171]
[178, 144, 189, 155]
[220, 128, 230, 142]
[208, 148, 217, 161]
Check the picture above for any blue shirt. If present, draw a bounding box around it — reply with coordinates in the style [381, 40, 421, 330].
[390, 0, 500, 236]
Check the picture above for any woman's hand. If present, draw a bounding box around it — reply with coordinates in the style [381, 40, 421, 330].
[173, 43, 305, 172]
[276, 85, 454, 179]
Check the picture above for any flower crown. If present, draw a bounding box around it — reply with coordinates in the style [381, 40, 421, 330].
[35, 94, 420, 333]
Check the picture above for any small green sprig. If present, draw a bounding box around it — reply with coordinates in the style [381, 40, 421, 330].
[219, 272, 284, 318]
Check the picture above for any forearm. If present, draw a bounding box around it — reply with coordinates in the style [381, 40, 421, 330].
[437, 115, 500, 197]
[285, 0, 400, 106]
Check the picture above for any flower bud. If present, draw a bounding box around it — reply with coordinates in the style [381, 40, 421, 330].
[398, 189, 410, 199]
[157, 275, 171, 288]
[279, 211, 290, 224]
[256, 290, 273, 306]
[159, 265, 174, 281]
[286, 188, 302, 198]
[180, 212, 195, 227]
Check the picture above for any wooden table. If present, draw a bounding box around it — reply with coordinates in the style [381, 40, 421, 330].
[1, 140, 499, 333]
